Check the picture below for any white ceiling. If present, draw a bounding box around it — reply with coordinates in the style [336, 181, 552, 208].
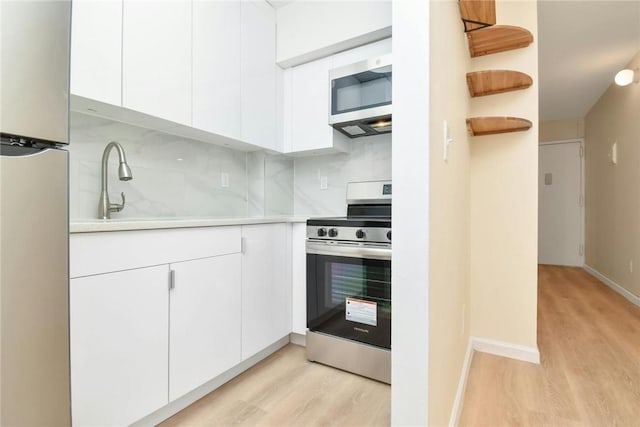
[538, 1, 640, 121]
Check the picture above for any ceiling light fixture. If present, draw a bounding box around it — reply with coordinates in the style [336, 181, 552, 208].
[614, 68, 639, 86]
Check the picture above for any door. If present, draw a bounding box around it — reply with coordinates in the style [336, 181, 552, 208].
[70, 0, 122, 106]
[0, 1, 70, 143]
[241, 224, 291, 360]
[240, 0, 277, 150]
[306, 243, 392, 349]
[169, 254, 241, 401]
[538, 141, 583, 266]
[192, 0, 241, 139]
[70, 265, 169, 426]
[1, 146, 70, 426]
[122, 0, 191, 125]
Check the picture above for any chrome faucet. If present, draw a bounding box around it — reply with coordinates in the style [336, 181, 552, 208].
[98, 141, 133, 219]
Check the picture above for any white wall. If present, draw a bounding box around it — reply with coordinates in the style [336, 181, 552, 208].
[469, 1, 539, 349]
[585, 50, 640, 297]
[276, 0, 391, 67]
[428, 1, 471, 425]
[391, 0, 430, 425]
[540, 118, 585, 143]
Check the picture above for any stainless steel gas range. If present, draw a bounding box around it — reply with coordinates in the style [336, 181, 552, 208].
[306, 181, 391, 384]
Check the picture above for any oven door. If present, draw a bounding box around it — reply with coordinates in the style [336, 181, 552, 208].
[306, 241, 391, 349]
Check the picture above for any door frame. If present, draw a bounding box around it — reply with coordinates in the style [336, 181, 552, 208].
[539, 138, 585, 266]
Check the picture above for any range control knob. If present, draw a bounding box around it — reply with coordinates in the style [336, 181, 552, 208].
[387, 230, 391, 241]
[317, 228, 327, 237]
[328, 228, 338, 238]
[356, 229, 366, 239]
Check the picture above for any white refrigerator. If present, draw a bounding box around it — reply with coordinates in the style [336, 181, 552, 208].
[0, 1, 72, 425]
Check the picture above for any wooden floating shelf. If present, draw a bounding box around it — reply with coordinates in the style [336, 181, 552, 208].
[466, 70, 533, 97]
[466, 116, 532, 136]
[467, 25, 534, 57]
[459, 0, 496, 32]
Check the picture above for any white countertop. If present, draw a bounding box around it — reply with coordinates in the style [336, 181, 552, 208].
[70, 216, 310, 233]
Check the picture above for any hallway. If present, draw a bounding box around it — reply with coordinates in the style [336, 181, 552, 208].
[459, 265, 640, 426]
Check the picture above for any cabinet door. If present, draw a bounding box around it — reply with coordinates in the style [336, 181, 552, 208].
[169, 254, 242, 401]
[70, 266, 169, 426]
[290, 56, 334, 152]
[241, 0, 278, 149]
[330, 37, 392, 69]
[70, 0, 122, 105]
[291, 223, 307, 335]
[122, 0, 191, 125]
[192, 1, 241, 140]
[241, 224, 291, 360]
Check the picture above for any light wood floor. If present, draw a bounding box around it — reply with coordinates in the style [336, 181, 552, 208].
[162, 266, 640, 426]
[459, 265, 640, 426]
[159, 344, 390, 426]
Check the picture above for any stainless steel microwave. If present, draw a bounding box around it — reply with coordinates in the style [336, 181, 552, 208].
[329, 54, 392, 138]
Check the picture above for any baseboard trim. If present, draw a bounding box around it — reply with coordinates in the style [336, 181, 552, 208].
[289, 332, 306, 347]
[583, 264, 640, 307]
[448, 338, 474, 427]
[472, 336, 540, 365]
[130, 336, 290, 427]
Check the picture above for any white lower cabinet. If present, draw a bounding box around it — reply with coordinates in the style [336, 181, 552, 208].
[70, 223, 293, 425]
[291, 223, 307, 335]
[70, 265, 169, 426]
[169, 254, 242, 401]
[241, 224, 292, 360]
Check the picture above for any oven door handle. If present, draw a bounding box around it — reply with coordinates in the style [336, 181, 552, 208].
[306, 241, 391, 260]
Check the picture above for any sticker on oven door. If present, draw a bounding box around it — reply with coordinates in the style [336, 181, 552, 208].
[346, 297, 377, 326]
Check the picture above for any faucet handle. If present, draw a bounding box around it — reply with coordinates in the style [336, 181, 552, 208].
[109, 192, 126, 213]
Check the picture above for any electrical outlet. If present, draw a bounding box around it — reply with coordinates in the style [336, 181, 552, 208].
[320, 176, 328, 190]
[221, 172, 229, 188]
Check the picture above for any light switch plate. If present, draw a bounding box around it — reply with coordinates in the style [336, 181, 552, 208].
[611, 141, 618, 164]
[443, 120, 453, 162]
[221, 172, 229, 188]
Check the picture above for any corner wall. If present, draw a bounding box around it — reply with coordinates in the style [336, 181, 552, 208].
[427, 1, 471, 425]
[391, 0, 430, 424]
[539, 118, 584, 143]
[584, 50, 640, 297]
[469, 1, 539, 349]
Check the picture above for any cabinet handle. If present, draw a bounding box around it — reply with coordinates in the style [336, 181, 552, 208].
[169, 269, 175, 290]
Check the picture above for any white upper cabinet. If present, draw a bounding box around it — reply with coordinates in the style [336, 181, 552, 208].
[241, 1, 279, 151]
[275, 0, 391, 67]
[284, 38, 391, 154]
[122, 0, 192, 125]
[70, 0, 122, 106]
[331, 37, 392, 68]
[288, 56, 337, 153]
[192, 1, 242, 140]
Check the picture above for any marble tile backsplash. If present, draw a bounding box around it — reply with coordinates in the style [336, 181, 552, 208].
[293, 134, 392, 216]
[70, 113, 251, 220]
[69, 113, 390, 221]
